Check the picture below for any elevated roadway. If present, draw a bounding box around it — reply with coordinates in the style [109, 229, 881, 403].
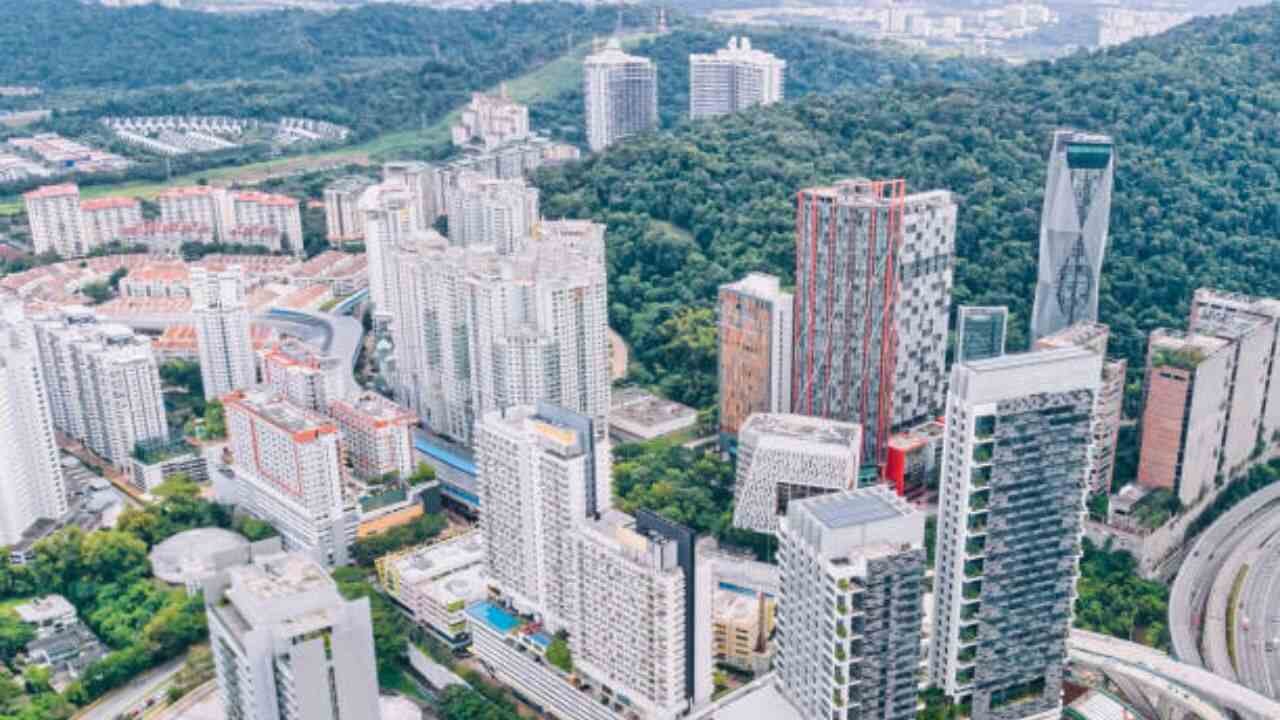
[1234, 530, 1280, 701]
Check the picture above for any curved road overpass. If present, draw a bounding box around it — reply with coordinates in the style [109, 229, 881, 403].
[1069, 629, 1280, 720]
[257, 307, 363, 396]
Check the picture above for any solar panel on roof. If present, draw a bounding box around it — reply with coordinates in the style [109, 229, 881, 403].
[809, 492, 902, 529]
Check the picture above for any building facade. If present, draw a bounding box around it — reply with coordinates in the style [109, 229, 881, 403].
[1134, 331, 1232, 506]
[204, 551, 382, 720]
[329, 391, 417, 481]
[360, 182, 417, 323]
[689, 37, 784, 119]
[718, 273, 792, 445]
[157, 186, 232, 241]
[377, 531, 487, 648]
[80, 196, 143, 249]
[0, 302, 68, 546]
[930, 348, 1100, 720]
[1033, 322, 1126, 494]
[190, 266, 256, 401]
[231, 191, 304, 256]
[223, 388, 352, 566]
[31, 307, 168, 468]
[258, 338, 345, 415]
[584, 39, 658, 153]
[382, 161, 439, 229]
[445, 174, 539, 253]
[792, 179, 956, 466]
[323, 176, 376, 246]
[1030, 130, 1115, 341]
[23, 184, 87, 257]
[452, 86, 530, 150]
[956, 306, 1009, 364]
[776, 488, 925, 720]
[732, 413, 861, 535]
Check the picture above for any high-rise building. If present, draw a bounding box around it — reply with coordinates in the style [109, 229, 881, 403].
[575, 510, 690, 719]
[1135, 331, 1233, 506]
[1188, 288, 1280, 473]
[323, 176, 376, 246]
[1034, 322, 1126, 494]
[223, 387, 351, 566]
[732, 413, 861, 535]
[80, 196, 143, 249]
[204, 551, 382, 720]
[776, 488, 925, 720]
[476, 403, 607, 631]
[360, 182, 417, 324]
[930, 348, 1100, 719]
[231, 191, 304, 256]
[584, 38, 658, 152]
[31, 307, 168, 468]
[445, 173, 539, 253]
[1030, 130, 1115, 341]
[382, 161, 438, 229]
[452, 86, 530, 150]
[689, 36, 784, 119]
[258, 338, 346, 415]
[329, 391, 417, 481]
[191, 266, 256, 401]
[792, 179, 956, 466]
[0, 302, 68, 545]
[717, 273, 792, 446]
[956, 306, 1008, 363]
[157, 185, 230, 240]
[23, 184, 87, 257]
[394, 223, 609, 447]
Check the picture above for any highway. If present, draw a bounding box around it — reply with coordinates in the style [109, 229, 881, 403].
[1234, 530, 1280, 700]
[1169, 482, 1280, 669]
[1069, 629, 1280, 719]
[1070, 646, 1228, 720]
[74, 656, 184, 720]
[1200, 511, 1280, 685]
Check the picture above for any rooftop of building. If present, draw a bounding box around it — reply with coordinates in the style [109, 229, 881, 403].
[1149, 330, 1231, 368]
[14, 595, 76, 624]
[387, 531, 485, 584]
[888, 418, 945, 450]
[713, 588, 761, 624]
[800, 486, 914, 532]
[585, 37, 652, 65]
[226, 551, 335, 605]
[740, 412, 861, 447]
[326, 175, 377, 194]
[692, 36, 784, 63]
[156, 185, 217, 199]
[22, 183, 79, 200]
[1034, 321, 1110, 352]
[330, 391, 416, 426]
[80, 196, 140, 211]
[224, 386, 337, 437]
[610, 387, 697, 425]
[232, 190, 298, 207]
[149, 527, 250, 586]
[688, 676, 801, 720]
[260, 336, 335, 369]
[1194, 287, 1280, 316]
[721, 272, 788, 301]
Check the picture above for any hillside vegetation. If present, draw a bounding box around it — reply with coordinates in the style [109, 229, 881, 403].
[536, 5, 1280, 408]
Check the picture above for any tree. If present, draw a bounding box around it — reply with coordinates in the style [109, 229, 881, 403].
[332, 568, 409, 684]
[545, 633, 572, 673]
[0, 610, 34, 662]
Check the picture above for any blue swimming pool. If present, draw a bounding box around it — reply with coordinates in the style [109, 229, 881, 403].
[529, 632, 551, 648]
[466, 601, 521, 634]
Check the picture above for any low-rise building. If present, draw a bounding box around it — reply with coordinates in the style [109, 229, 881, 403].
[377, 531, 488, 648]
[129, 441, 209, 493]
[711, 587, 775, 674]
[609, 387, 698, 442]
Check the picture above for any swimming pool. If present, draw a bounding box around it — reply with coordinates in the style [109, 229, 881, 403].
[529, 632, 551, 648]
[466, 601, 522, 634]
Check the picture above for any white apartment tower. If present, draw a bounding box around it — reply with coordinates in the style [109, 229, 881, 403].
[23, 184, 87, 257]
[776, 488, 925, 720]
[231, 191, 304, 256]
[930, 348, 1100, 720]
[382, 161, 439, 229]
[452, 86, 531, 150]
[258, 338, 346, 415]
[476, 404, 608, 631]
[157, 185, 232, 240]
[80, 197, 143, 248]
[732, 413, 861, 535]
[191, 266, 256, 401]
[31, 308, 168, 468]
[446, 173, 540, 253]
[689, 37, 785, 119]
[394, 222, 609, 447]
[0, 302, 67, 545]
[584, 39, 658, 152]
[323, 176, 376, 246]
[329, 391, 417, 481]
[360, 182, 416, 322]
[205, 551, 381, 720]
[576, 511, 690, 720]
[223, 388, 352, 567]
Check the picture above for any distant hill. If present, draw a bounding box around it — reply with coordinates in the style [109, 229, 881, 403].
[535, 4, 1280, 408]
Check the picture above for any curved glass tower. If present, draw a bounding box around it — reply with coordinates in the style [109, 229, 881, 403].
[1031, 130, 1115, 341]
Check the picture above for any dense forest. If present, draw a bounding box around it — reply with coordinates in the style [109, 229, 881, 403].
[535, 4, 1280, 409]
[0, 1, 650, 138]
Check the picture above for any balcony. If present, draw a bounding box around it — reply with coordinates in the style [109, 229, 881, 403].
[966, 537, 986, 557]
[973, 442, 993, 464]
[960, 625, 979, 644]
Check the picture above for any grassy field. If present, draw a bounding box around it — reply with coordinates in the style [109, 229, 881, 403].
[0, 34, 653, 217]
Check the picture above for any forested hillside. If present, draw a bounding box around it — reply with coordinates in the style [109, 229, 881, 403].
[536, 5, 1280, 408]
[0, 1, 649, 137]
